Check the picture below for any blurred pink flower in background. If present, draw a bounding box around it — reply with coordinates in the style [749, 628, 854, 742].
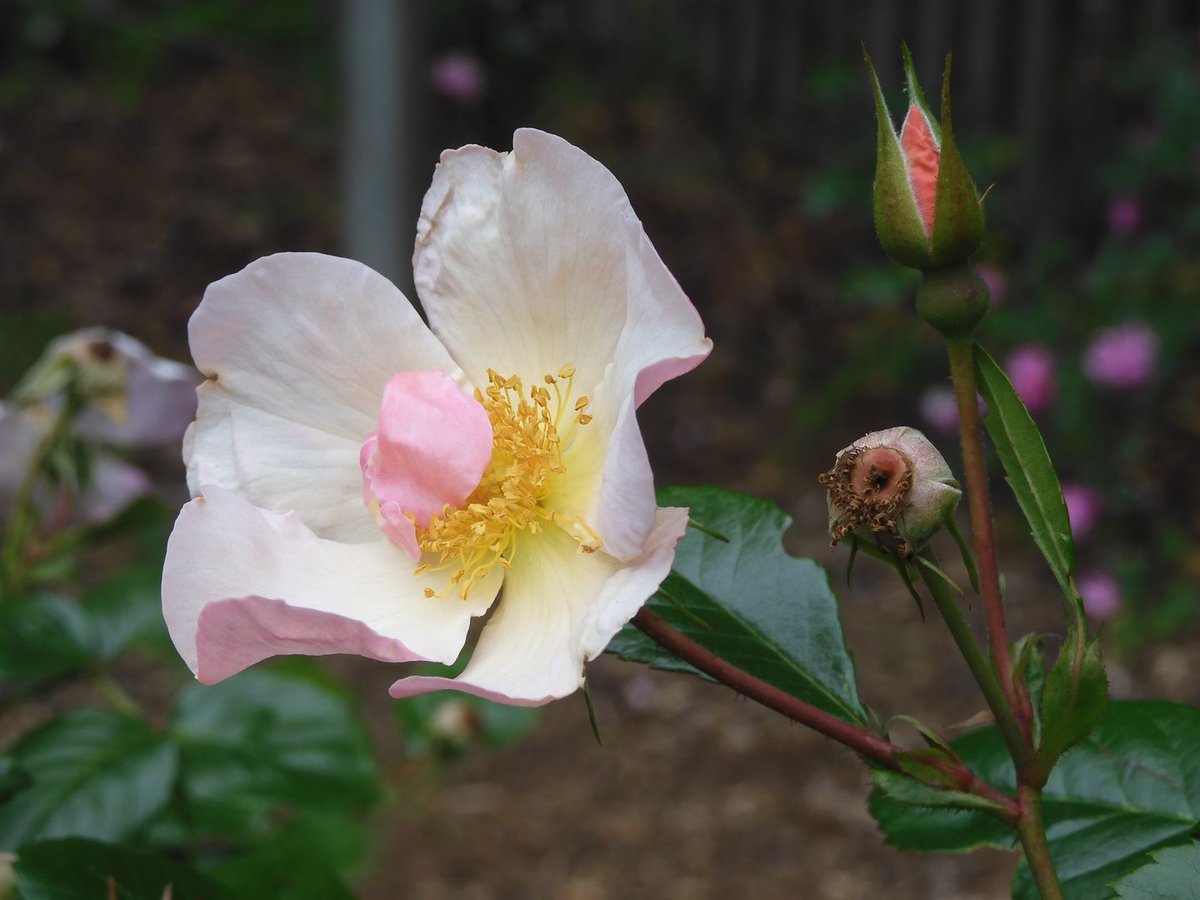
[1083, 322, 1159, 389]
[974, 263, 1006, 306]
[1062, 483, 1102, 541]
[917, 386, 959, 434]
[1005, 344, 1056, 414]
[1107, 194, 1142, 237]
[0, 328, 198, 528]
[1077, 569, 1122, 621]
[430, 52, 486, 106]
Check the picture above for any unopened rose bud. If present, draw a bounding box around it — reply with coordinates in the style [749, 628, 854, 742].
[819, 426, 961, 557]
[865, 46, 985, 273]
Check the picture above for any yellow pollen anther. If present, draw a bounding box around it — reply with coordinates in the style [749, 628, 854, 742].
[416, 367, 600, 599]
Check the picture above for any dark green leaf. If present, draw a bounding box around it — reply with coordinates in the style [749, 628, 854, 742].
[169, 668, 378, 840]
[14, 837, 232, 900]
[973, 345, 1076, 599]
[607, 486, 867, 726]
[203, 812, 365, 900]
[0, 710, 177, 849]
[872, 701, 1200, 899]
[1111, 842, 1200, 899]
[0, 595, 91, 682]
[84, 567, 169, 660]
[1012, 634, 1047, 750]
[1037, 632, 1108, 773]
[0, 758, 31, 804]
[871, 767, 1007, 816]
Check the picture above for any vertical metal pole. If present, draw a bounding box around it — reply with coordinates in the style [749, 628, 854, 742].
[342, 0, 421, 293]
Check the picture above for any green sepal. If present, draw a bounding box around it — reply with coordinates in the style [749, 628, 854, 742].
[929, 54, 985, 267]
[900, 42, 941, 144]
[891, 714, 958, 757]
[1035, 631, 1108, 781]
[864, 47, 932, 269]
[1011, 633, 1046, 750]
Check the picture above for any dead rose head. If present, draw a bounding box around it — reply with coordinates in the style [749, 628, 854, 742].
[819, 426, 961, 557]
[161, 129, 711, 706]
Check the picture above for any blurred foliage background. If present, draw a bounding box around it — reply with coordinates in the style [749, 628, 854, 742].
[1, 1, 1198, 897]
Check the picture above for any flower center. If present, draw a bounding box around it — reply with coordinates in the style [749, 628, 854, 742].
[818, 445, 915, 556]
[416, 366, 599, 599]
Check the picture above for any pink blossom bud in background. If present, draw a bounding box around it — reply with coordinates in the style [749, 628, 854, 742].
[1062, 483, 1103, 541]
[974, 263, 1007, 306]
[1077, 569, 1122, 621]
[1082, 322, 1159, 389]
[430, 52, 486, 107]
[918, 386, 959, 435]
[1107, 194, 1142, 237]
[1005, 344, 1056, 415]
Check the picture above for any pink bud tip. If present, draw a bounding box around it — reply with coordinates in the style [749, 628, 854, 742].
[900, 105, 941, 235]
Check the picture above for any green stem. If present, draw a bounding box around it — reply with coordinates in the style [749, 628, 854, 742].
[1016, 782, 1064, 900]
[92, 672, 141, 717]
[918, 556, 1032, 773]
[1, 403, 75, 595]
[946, 338, 1032, 737]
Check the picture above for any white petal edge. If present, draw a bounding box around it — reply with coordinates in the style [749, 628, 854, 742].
[162, 485, 499, 684]
[388, 506, 689, 706]
[187, 253, 465, 540]
[414, 129, 638, 399]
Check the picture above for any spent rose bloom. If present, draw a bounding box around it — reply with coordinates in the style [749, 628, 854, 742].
[1005, 343, 1056, 415]
[162, 129, 711, 706]
[1083, 322, 1159, 389]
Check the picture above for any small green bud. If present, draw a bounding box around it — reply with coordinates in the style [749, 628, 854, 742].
[819, 426, 961, 557]
[865, 46, 985, 272]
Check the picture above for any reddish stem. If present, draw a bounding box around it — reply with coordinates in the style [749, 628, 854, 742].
[946, 340, 1032, 739]
[631, 607, 1020, 819]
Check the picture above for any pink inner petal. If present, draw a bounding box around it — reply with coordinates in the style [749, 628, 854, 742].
[900, 106, 941, 235]
[361, 371, 492, 555]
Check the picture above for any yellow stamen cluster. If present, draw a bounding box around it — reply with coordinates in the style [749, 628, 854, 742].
[416, 366, 598, 599]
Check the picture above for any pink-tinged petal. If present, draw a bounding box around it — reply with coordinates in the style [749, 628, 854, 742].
[388, 507, 688, 705]
[188, 253, 465, 540]
[162, 486, 499, 683]
[361, 371, 492, 534]
[900, 105, 941, 235]
[414, 129, 638, 397]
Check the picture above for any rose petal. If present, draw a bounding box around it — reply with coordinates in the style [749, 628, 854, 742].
[187, 253, 465, 539]
[163, 486, 499, 683]
[388, 507, 688, 705]
[414, 129, 637, 397]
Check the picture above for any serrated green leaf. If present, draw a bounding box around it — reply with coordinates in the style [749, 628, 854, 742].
[0, 595, 92, 682]
[871, 701, 1200, 899]
[0, 710, 177, 849]
[1110, 842, 1200, 899]
[1013, 634, 1047, 749]
[607, 486, 866, 726]
[169, 668, 379, 840]
[872, 767, 1006, 816]
[1037, 631, 1108, 773]
[13, 837, 233, 900]
[973, 344, 1076, 600]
